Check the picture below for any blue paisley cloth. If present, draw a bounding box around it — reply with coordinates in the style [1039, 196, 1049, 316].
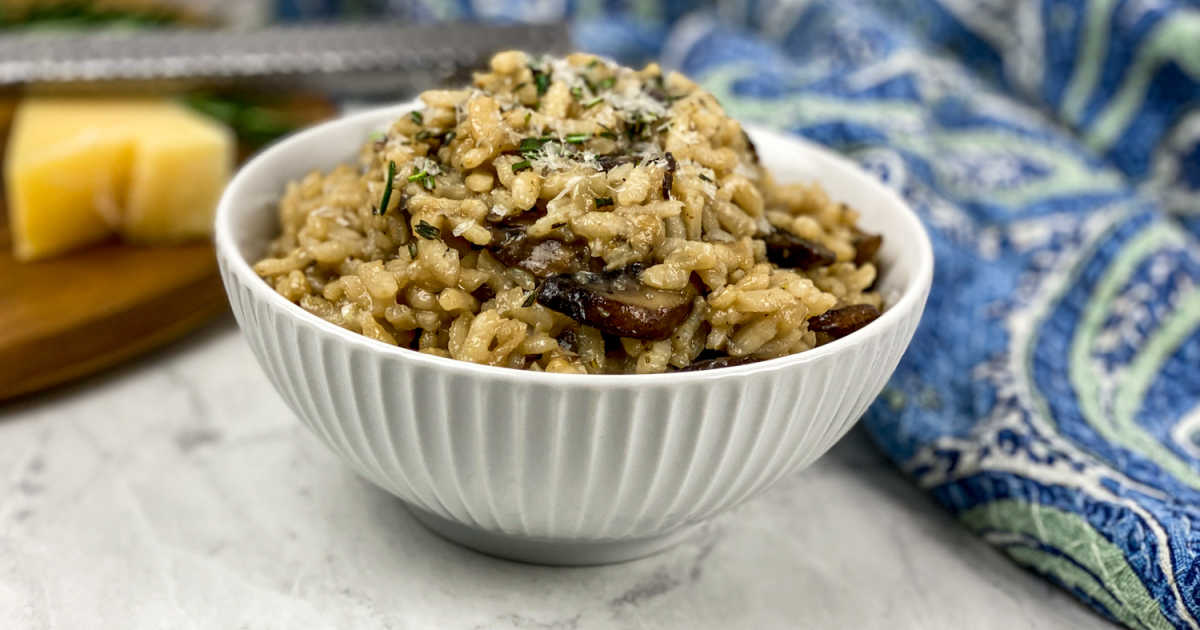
[283, 1, 1200, 626]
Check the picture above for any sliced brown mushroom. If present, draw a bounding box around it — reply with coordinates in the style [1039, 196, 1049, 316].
[533, 266, 695, 340]
[679, 355, 760, 371]
[486, 211, 592, 278]
[490, 228, 591, 278]
[853, 232, 883, 265]
[596, 154, 639, 171]
[471, 284, 496, 303]
[662, 152, 676, 200]
[808, 304, 881, 339]
[761, 231, 837, 269]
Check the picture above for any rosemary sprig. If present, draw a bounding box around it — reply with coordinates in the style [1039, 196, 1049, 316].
[512, 160, 532, 173]
[410, 110, 423, 125]
[533, 68, 551, 96]
[414, 220, 440, 240]
[522, 284, 541, 307]
[407, 241, 418, 257]
[407, 166, 436, 190]
[375, 160, 396, 215]
[565, 133, 590, 144]
[519, 135, 554, 156]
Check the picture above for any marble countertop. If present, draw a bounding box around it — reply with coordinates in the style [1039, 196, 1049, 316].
[0, 317, 1112, 629]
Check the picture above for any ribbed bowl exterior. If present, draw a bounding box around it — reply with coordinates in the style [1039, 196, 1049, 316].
[221, 255, 922, 541]
[214, 105, 933, 550]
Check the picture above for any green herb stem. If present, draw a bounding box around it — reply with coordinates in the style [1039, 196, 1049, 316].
[376, 160, 397, 215]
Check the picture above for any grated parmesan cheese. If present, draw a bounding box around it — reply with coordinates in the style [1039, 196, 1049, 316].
[530, 139, 602, 173]
[604, 79, 668, 118]
[413, 157, 442, 175]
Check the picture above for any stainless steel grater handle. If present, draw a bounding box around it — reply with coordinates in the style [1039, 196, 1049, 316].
[0, 22, 572, 97]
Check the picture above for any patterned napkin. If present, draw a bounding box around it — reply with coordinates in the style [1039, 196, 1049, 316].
[295, 1, 1200, 626]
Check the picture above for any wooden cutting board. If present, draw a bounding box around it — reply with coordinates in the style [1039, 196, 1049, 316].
[0, 93, 337, 401]
[0, 210, 227, 401]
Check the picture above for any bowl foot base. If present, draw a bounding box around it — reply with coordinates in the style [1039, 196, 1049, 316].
[406, 506, 700, 566]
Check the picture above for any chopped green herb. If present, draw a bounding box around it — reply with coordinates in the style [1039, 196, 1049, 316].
[570, 86, 583, 99]
[407, 241, 418, 257]
[565, 133, 590, 144]
[367, 131, 386, 143]
[407, 165, 436, 190]
[376, 160, 397, 215]
[625, 111, 661, 141]
[443, 130, 456, 143]
[597, 77, 615, 90]
[583, 96, 605, 108]
[699, 174, 713, 183]
[587, 59, 600, 68]
[581, 76, 597, 95]
[533, 69, 551, 96]
[410, 110, 423, 125]
[514, 81, 527, 91]
[414, 129, 433, 141]
[524, 111, 532, 126]
[594, 197, 613, 208]
[522, 287, 539, 307]
[415, 220, 440, 240]
[512, 160, 532, 173]
[519, 135, 554, 155]
[597, 123, 617, 140]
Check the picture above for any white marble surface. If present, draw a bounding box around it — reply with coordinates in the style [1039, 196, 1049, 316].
[0, 317, 1113, 629]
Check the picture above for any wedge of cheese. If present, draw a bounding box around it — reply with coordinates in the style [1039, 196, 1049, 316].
[4, 97, 234, 261]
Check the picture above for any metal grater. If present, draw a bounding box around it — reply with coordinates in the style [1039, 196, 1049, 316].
[0, 22, 572, 97]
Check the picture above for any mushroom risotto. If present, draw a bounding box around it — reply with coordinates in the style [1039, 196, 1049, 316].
[253, 51, 884, 374]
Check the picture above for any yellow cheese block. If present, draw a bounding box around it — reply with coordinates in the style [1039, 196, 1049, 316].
[4, 98, 234, 261]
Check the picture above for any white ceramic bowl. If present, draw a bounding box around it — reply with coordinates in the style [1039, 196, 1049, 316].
[215, 103, 933, 565]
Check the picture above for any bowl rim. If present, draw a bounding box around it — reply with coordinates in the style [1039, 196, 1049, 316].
[215, 103, 934, 386]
